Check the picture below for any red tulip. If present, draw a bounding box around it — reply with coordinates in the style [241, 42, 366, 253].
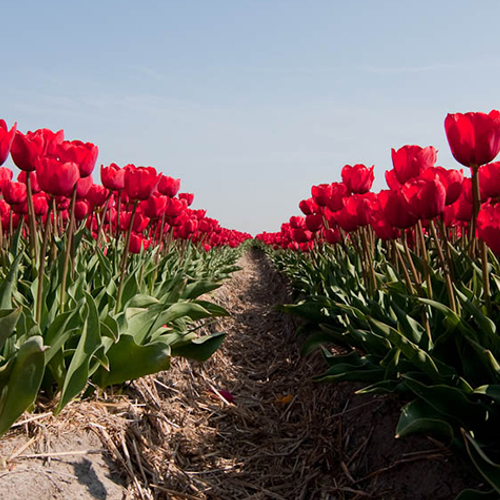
[141, 194, 168, 219]
[76, 175, 94, 198]
[58, 140, 98, 177]
[158, 175, 180, 197]
[289, 215, 305, 229]
[178, 192, 194, 206]
[477, 203, 500, 255]
[379, 189, 418, 229]
[385, 169, 401, 191]
[305, 213, 323, 232]
[86, 184, 109, 208]
[370, 210, 400, 240]
[326, 182, 349, 212]
[37, 157, 80, 197]
[445, 110, 500, 168]
[0, 120, 16, 166]
[75, 200, 91, 221]
[0, 167, 13, 192]
[391, 145, 437, 184]
[33, 193, 49, 216]
[341, 164, 374, 194]
[10, 130, 45, 172]
[324, 227, 341, 245]
[165, 197, 187, 218]
[299, 198, 318, 215]
[479, 162, 500, 199]
[425, 167, 464, 206]
[129, 233, 151, 253]
[402, 175, 446, 220]
[17, 171, 41, 193]
[101, 163, 125, 191]
[3, 181, 27, 205]
[125, 166, 158, 200]
[311, 183, 332, 207]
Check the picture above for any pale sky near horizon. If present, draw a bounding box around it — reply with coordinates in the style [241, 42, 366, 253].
[1, 1, 499, 234]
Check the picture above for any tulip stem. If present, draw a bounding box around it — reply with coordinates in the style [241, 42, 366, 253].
[26, 172, 39, 258]
[115, 200, 138, 313]
[470, 165, 492, 314]
[429, 220, 457, 313]
[402, 231, 423, 296]
[416, 221, 433, 299]
[60, 187, 78, 313]
[36, 202, 53, 324]
[360, 227, 377, 292]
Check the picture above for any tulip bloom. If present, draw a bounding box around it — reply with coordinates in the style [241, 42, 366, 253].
[477, 203, 500, 255]
[298, 198, 318, 216]
[391, 145, 437, 184]
[58, 140, 98, 177]
[401, 175, 447, 220]
[311, 184, 333, 207]
[37, 157, 80, 197]
[125, 166, 158, 200]
[341, 164, 374, 194]
[3, 181, 27, 206]
[0, 120, 16, 166]
[101, 163, 125, 191]
[178, 192, 194, 206]
[10, 130, 45, 172]
[129, 233, 151, 253]
[305, 213, 323, 232]
[86, 184, 109, 208]
[0, 167, 13, 192]
[326, 182, 349, 212]
[479, 162, 500, 199]
[158, 175, 181, 197]
[379, 189, 419, 229]
[445, 111, 500, 168]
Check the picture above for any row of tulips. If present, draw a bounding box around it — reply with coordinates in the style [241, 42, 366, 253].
[0, 119, 250, 437]
[259, 111, 500, 499]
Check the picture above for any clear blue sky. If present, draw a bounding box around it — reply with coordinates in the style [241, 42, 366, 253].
[1, 0, 499, 234]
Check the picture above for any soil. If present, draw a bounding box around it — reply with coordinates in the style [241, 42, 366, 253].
[0, 249, 482, 499]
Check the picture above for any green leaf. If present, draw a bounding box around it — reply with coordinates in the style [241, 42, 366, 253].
[396, 399, 454, 442]
[455, 489, 499, 500]
[0, 308, 21, 352]
[462, 429, 500, 493]
[92, 334, 171, 388]
[54, 293, 102, 414]
[403, 376, 488, 429]
[0, 254, 22, 309]
[171, 332, 226, 361]
[0, 336, 46, 437]
[182, 281, 220, 300]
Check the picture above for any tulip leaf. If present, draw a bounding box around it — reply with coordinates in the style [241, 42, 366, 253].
[0, 336, 46, 437]
[455, 489, 499, 500]
[396, 398, 454, 442]
[462, 429, 500, 493]
[54, 293, 102, 414]
[92, 334, 171, 388]
[171, 332, 226, 361]
[0, 308, 21, 352]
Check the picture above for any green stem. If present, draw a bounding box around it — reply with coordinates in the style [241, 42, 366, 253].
[115, 200, 139, 313]
[36, 203, 53, 324]
[60, 187, 77, 313]
[416, 220, 433, 299]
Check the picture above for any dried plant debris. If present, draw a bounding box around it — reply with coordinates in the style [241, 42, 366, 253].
[0, 249, 480, 499]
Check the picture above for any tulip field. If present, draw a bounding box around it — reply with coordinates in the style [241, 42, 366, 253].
[256, 111, 500, 499]
[1, 111, 500, 498]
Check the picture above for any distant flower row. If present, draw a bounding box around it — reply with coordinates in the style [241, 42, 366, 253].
[0, 121, 252, 250]
[256, 111, 500, 257]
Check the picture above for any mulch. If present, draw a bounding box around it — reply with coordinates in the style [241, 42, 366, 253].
[1, 249, 482, 499]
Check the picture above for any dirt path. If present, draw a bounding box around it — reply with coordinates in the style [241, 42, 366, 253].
[0, 249, 478, 499]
